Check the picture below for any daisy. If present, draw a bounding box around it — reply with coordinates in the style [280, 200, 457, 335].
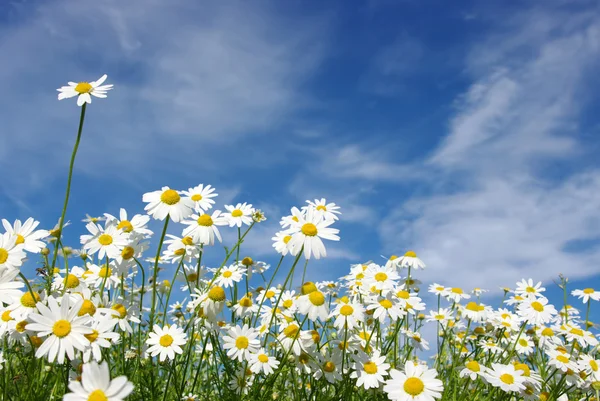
[26, 296, 92, 364]
[248, 349, 280, 375]
[181, 211, 228, 246]
[222, 324, 260, 362]
[0, 233, 26, 271]
[85, 263, 121, 290]
[304, 198, 341, 221]
[277, 323, 311, 356]
[288, 208, 340, 260]
[517, 297, 556, 325]
[57, 74, 113, 106]
[63, 361, 133, 401]
[396, 250, 426, 270]
[428, 283, 448, 296]
[240, 257, 269, 280]
[459, 360, 483, 380]
[313, 350, 344, 383]
[484, 363, 526, 393]
[272, 230, 293, 256]
[102, 297, 141, 334]
[572, 288, 600, 303]
[104, 208, 153, 238]
[364, 265, 399, 293]
[80, 222, 128, 260]
[146, 324, 187, 361]
[367, 295, 404, 323]
[163, 234, 200, 264]
[297, 290, 329, 322]
[444, 287, 471, 303]
[280, 207, 304, 229]
[232, 296, 259, 318]
[142, 187, 193, 223]
[224, 203, 254, 228]
[191, 286, 227, 321]
[330, 301, 365, 330]
[213, 265, 245, 288]
[384, 360, 444, 401]
[0, 268, 24, 305]
[256, 287, 281, 304]
[1, 218, 48, 254]
[461, 301, 490, 323]
[514, 279, 546, 300]
[351, 351, 390, 390]
[82, 315, 120, 362]
[546, 349, 577, 373]
[82, 214, 106, 224]
[182, 184, 218, 212]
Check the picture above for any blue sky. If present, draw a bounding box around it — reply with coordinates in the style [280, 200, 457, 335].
[1, 0, 600, 310]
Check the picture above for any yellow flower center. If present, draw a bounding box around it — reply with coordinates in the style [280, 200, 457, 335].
[87, 390, 108, 401]
[515, 363, 530, 376]
[30, 336, 43, 348]
[160, 189, 180, 205]
[238, 297, 252, 308]
[1, 311, 13, 322]
[316, 205, 328, 212]
[208, 286, 226, 302]
[525, 286, 537, 293]
[584, 288, 595, 294]
[85, 330, 99, 343]
[323, 361, 336, 373]
[52, 320, 71, 338]
[15, 234, 25, 245]
[541, 327, 554, 337]
[531, 301, 544, 312]
[235, 336, 249, 349]
[283, 324, 299, 338]
[191, 194, 203, 202]
[340, 305, 354, 316]
[223, 271, 233, 278]
[570, 328, 584, 337]
[403, 377, 425, 396]
[0, 248, 8, 264]
[180, 236, 194, 247]
[301, 223, 318, 237]
[500, 373, 514, 385]
[187, 273, 198, 283]
[197, 214, 213, 226]
[98, 266, 112, 278]
[78, 300, 96, 316]
[111, 304, 127, 319]
[363, 361, 378, 374]
[121, 246, 135, 260]
[65, 274, 80, 289]
[98, 234, 113, 246]
[404, 250, 417, 257]
[465, 302, 485, 312]
[264, 291, 275, 299]
[379, 299, 393, 309]
[283, 299, 293, 308]
[590, 360, 599, 372]
[301, 282, 318, 295]
[117, 220, 133, 233]
[231, 209, 243, 217]
[258, 354, 269, 363]
[557, 355, 570, 364]
[174, 248, 185, 256]
[397, 290, 410, 299]
[74, 82, 93, 94]
[20, 292, 41, 308]
[242, 257, 254, 266]
[308, 291, 325, 306]
[159, 334, 174, 347]
[435, 314, 445, 320]
[374, 272, 388, 282]
[283, 235, 292, 244]
[466, 360, 480, 372]
[451, 288, 463, 294]
[15, 320, 27, 333]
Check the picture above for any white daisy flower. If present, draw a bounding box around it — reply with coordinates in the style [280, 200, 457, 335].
[0, 233, 26, 271]
[330, 301, 365, 330]
[26, 296, 92, 364]
[57, 74, 113, 106]
[272, 230, 293, 256]
[213, 265, 245, 289]
[80, 222, 128, 260]
[572, 288, 600, 303]
[514, 279, 546, 300]
[396, 250, 426, 270]
[312, 350, 344, 383]
[222, 324, 260, 362]
[459, 360, 483, 381]
[297, 290, 329, 322]
[63, 361, 133, 401]
[232, 296, 258, 318]
[288, 208, 340, 260]
[304, 198, 341, 221]
[104, 208, 153, 238]
[248, 349, 280, 375]
[142, 187, 193, 223]
[181, 211, 228, 246]
[182, 184, 218, 213]
[82, 315, 120, 362]
[191, 286, 227, 321]
[517, 296, 556, 325]
[1, 218, 48, 254]
[444, 287, 471, 304]
[146, 324, 187, 362]
[384, 360, 444, 401]
[367, 295, 404, 323]
[351, 351, 390, 390]
[280, 207, 304, 229]
[224, 203, 254, 228]
[484, 363, 526, 393]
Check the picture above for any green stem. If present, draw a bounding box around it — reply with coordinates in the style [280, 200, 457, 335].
[149, 216, 170, 329]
